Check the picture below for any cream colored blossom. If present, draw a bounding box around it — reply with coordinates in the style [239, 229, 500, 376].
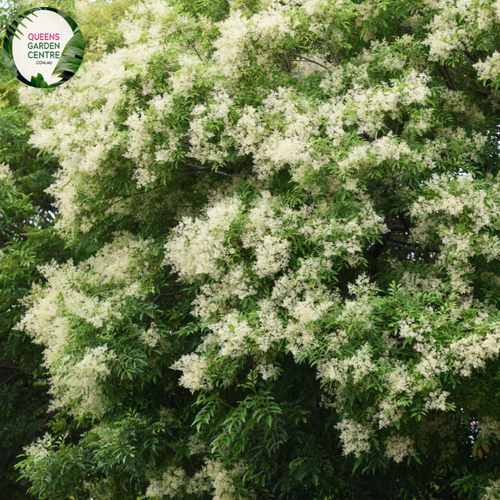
[384, 435, 415, 463]
[16, 233, 153, 416]
[23, 433, 53, 460]
[257, 363, 279, 380]
[140, 323, 161, 348]
[170, 353, 211, 392]
[164, 197, 241, 280]
[335, 418, 373, 457]
[145, 459, 246, 499]
[317, 344, 376, 386]
[478, 417, 500, 440]
[0, 162, 13, 182]
[482, 479, 500, 500]
[252, 235, 290, 278]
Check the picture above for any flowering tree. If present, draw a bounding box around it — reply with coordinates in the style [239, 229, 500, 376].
[0, 0, 135, 496]
[11, 0, 500, 498]
[0, 1, 78, 496]
[0, 74, 60, 499]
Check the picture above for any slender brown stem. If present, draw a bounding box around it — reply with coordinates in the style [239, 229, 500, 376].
[463, 49, 479, 63]
[14, 385, 50, 405]
[387, 241, 418, 253]
[289, 51, 330, 71]
[22, 398, 50, 415]
[0, 365, 21, 371]
[0, 372, 23, 388]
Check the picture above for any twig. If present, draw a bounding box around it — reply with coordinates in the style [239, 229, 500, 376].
[22, 398, 50, 415]
[43, 410, 57, 423]
[464, 83, 491, 96]
[24, 149, 37, 160]
[105, 163, 232, 211]
[188, 41, 204, 62]
[105, 184, 164, 210]
[463, 49, 479, 63]
[438, 64, 455, 90]
[185, 163, 232, 176]
[0, 372, 23, 388]
[387, 224, 407, 232]
[14, 385, 50, 405]
[0, 365, 21, 371]
[289, 51, 330, 71]
[387, 241, 418, 253]
[443, 65, 456, 91]
[372, 188, 387, 203]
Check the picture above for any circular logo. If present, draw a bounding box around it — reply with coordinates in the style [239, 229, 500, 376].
[3, 7, 84, 88]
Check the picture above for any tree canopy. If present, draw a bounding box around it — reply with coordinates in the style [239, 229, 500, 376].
[3, 0, 500, 498]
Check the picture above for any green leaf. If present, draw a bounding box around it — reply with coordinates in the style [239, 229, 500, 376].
[61, 30, 84, 57]
[30, 73, 48, 88]
[52, 31, 84, 77]
[52, 56, 82, 76]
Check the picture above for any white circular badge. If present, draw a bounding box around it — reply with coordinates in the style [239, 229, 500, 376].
[3, 8, 84, 88]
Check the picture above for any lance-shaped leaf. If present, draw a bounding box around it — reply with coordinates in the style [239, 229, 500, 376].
[51, 30, 84, 77]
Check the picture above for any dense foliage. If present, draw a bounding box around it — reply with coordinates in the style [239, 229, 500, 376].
[0, 0, 135, 496]
[3, 0, 500, 498]
[0, 2, 67, 495]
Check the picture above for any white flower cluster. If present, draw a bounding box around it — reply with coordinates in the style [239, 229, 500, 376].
[317, 344, 376, 387]
[170, 353, 211, 392]
[257, 363, 279, 380]
[23, 432, 53, 461]
[482, 479, 500, 500]
[384, 435, 415, 463]
[475, 51, 500, 83]
[49, 344, 115, 416]
[145, 459, 247, 500]
[477, 417, 500, 440]
[140, 323, 161, 348]
[163, 197, 242, 281]
[0, 162, 13, 182]
[166, 192, 385, 390]
[16, 233, 154, 415]
[329, 70, 432, 137]
[335, 418, 373, 458]
[450, 327, 500, 377]
[411, 173, 500, 292]
[422, 0, 497, 61]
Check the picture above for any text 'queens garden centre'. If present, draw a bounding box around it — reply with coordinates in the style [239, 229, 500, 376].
[27, 33, 61, 59]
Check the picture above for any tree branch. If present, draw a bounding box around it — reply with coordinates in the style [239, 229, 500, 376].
[443, 65, 456, 91]
[0, 372, 23, 388]
[437, 63, 455, 90]
[24, 149, 38, 161]
[387, 241, 418, 253]
[387, 224, 407, 232]
[22, 398, 50, 415]
[14, 385, 50, 405]
[289, 51, 330, 71]
[43, 410, 58, 423]
[0, 365, 22, 371]
[185, 163, 232, 176]
[464, 83, 491, 96]
[463, 49, 479, 63]
[105, 163, 231, 209]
